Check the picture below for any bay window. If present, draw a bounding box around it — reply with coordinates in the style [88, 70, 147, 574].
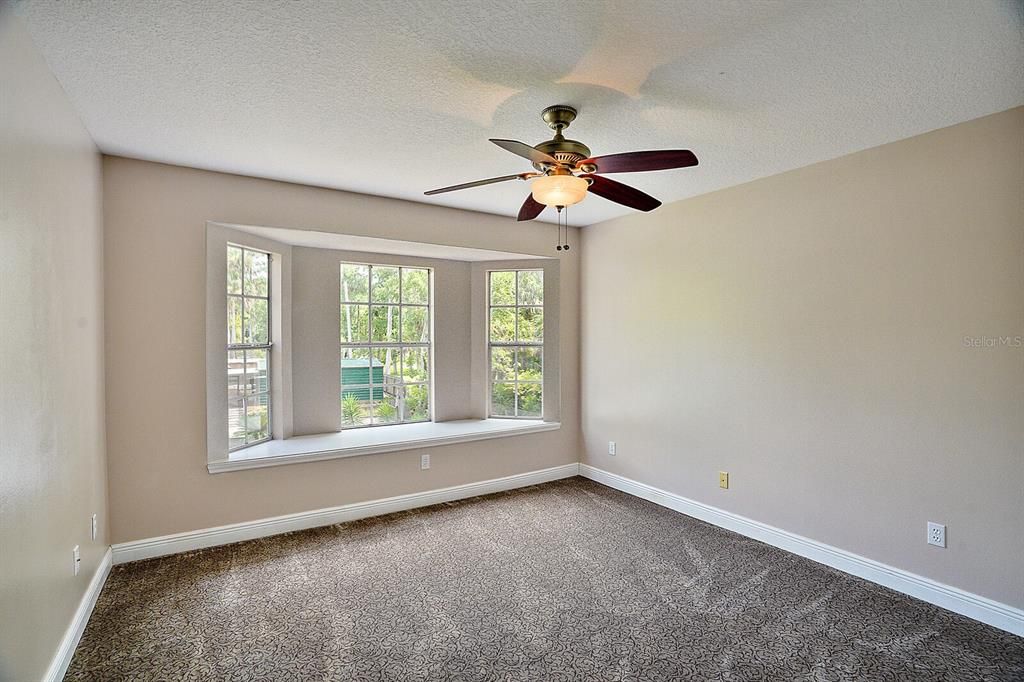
[207, 222, 560, 473]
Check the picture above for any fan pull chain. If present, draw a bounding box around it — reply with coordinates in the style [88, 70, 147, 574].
[554, 206, 571, 252]
[562, 205, 570, 251]
[555, 206, 564, 251]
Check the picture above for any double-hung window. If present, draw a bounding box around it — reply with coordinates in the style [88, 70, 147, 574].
[488, 270, 543, 418]
[340, 263, 431, 427]
[226, 245, 272, 450]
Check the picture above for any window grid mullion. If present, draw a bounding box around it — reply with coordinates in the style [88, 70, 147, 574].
[341, 342, 428, 347]
[240, 291, 247, 347]
[368, 265, 375, 427]
[513, 274, 519, 416]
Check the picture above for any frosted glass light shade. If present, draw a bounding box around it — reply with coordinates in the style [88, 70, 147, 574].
[531, 174, 588, 207]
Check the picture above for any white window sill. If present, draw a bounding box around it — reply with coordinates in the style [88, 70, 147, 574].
[208, 419, 560, 474]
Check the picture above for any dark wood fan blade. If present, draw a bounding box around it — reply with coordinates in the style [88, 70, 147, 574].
[425, 173, 527, 195]
[517, 194, 546, 221]
[584, 174, 661, 212]
[581, 150, 698, 174]
[490, 139, 559, 166]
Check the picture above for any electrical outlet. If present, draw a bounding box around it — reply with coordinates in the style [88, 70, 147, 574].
[927, 522, 946, 548]
[420, 454, 430, 470]
[73, 545, 81, 576]
[719, 471, 729, 489]
[608, 441, 616, 456]
[91, 514, 98, 541]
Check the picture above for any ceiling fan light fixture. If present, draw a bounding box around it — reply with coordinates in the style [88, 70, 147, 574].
[531, 174, 588, 207]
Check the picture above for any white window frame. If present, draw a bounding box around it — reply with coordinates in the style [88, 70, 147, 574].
[487, 269, 544, 419]
[227, 244, 273, 451]
[340, 262, 433, 429]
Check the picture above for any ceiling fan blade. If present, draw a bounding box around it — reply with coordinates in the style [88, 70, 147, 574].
[424, 173, 529, 195]
[490, 139, 560, 167]
[584, 174, 662, 212]
[581, 149, 698, 174]
[517, 194, 546, 221]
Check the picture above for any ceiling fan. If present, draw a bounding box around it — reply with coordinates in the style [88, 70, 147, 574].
[424, 105, 698, 224]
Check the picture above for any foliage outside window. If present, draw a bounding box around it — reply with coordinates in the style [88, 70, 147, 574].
[489, 270, 543, 418]
[227, 245, 271, 450]
[340, 263, 431, 427]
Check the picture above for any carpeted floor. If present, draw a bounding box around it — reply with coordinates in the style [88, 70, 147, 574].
[68, 477, 1023, 681]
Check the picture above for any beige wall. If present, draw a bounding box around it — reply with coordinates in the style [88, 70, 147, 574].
[0, 12, 108, 682]
[580, 107, 1024, 608]
[103, 156, 580, 544]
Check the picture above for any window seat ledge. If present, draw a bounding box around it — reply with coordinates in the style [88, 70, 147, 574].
[208, 419, 560, 474]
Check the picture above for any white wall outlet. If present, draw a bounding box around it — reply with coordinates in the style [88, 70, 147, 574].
[91, 513, 98, 541]
[927, 522, 946, 548]
[420, 453, 430, 470]
[73, 545, 81, 575]
[608, 441, 616, 456]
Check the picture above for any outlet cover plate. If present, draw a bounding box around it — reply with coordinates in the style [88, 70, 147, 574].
[927, 522, 946, 548]
[719, 471, 729, 489]
[420, 454, 430, 470]
[608, 441, 616, 456]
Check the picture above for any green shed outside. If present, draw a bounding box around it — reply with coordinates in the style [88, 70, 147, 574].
[341, 358, 384, 400]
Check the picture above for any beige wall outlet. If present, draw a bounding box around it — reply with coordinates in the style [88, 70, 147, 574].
[719, 471, 729, 489]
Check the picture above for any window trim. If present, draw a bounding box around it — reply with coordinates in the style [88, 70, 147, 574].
[487, 269, 544, 419]
[340, 262, 434, 429]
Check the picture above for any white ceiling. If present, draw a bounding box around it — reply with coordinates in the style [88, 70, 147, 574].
[15, 0, 1024, 226]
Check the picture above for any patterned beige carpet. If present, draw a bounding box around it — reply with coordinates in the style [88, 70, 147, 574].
[69, 477, 1023, 680]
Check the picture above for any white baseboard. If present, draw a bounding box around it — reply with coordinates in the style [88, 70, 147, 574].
[579, 464, 1024, 637]
[112, 463, 580, 565]
[44, 547, 112, 682]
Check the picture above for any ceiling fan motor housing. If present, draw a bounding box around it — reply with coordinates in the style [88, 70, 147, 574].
[532, 104, 592, 171]
[532, 140, 591, 171]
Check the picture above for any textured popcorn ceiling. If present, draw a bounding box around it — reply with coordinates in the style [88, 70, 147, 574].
[15, 0, 1024, 226]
